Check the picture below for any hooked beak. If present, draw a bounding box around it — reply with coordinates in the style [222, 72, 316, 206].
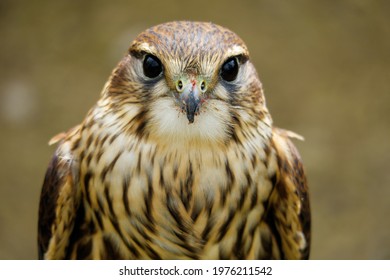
[178, 80, 203, 124]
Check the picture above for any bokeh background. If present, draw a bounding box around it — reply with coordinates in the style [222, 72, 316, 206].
[1, 0, 389, 259]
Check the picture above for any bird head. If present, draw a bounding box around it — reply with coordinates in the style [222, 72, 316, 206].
[100, 21, 271, 145]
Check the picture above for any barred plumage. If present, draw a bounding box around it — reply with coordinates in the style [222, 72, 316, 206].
[38, 21, 310, 259]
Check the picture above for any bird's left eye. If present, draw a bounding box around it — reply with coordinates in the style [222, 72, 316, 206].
[220, 56, 239, 82]
[143, 54, 163, 78]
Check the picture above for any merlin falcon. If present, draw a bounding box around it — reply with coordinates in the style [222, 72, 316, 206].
[38, 21, 310, 259]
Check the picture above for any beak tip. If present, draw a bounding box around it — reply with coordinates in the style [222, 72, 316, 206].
[187, 113, 195, 124]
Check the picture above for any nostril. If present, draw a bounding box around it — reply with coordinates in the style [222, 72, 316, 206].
[176, 80, 183, 92]
[200, 80, 206, 92]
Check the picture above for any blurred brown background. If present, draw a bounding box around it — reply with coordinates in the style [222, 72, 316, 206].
[0, 0, 389, 259]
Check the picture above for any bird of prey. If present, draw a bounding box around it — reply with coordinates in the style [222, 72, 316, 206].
[38, 21, 310, 260]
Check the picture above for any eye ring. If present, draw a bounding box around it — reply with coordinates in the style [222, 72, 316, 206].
[220, 56, 239, 82]
[143, 54, 163, 78]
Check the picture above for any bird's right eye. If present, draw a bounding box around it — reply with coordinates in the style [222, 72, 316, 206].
[143, 54, 163, 78]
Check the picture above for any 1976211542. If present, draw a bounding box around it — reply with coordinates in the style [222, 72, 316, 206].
[212, 266, 272, 276]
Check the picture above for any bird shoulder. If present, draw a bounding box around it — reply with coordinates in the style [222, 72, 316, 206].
[38, 138, 81, 259]
[264, 127, 311, 259]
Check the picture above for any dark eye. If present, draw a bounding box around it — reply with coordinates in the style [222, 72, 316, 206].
[220, 57, 239, 82]
[143, 54, 163, 78]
